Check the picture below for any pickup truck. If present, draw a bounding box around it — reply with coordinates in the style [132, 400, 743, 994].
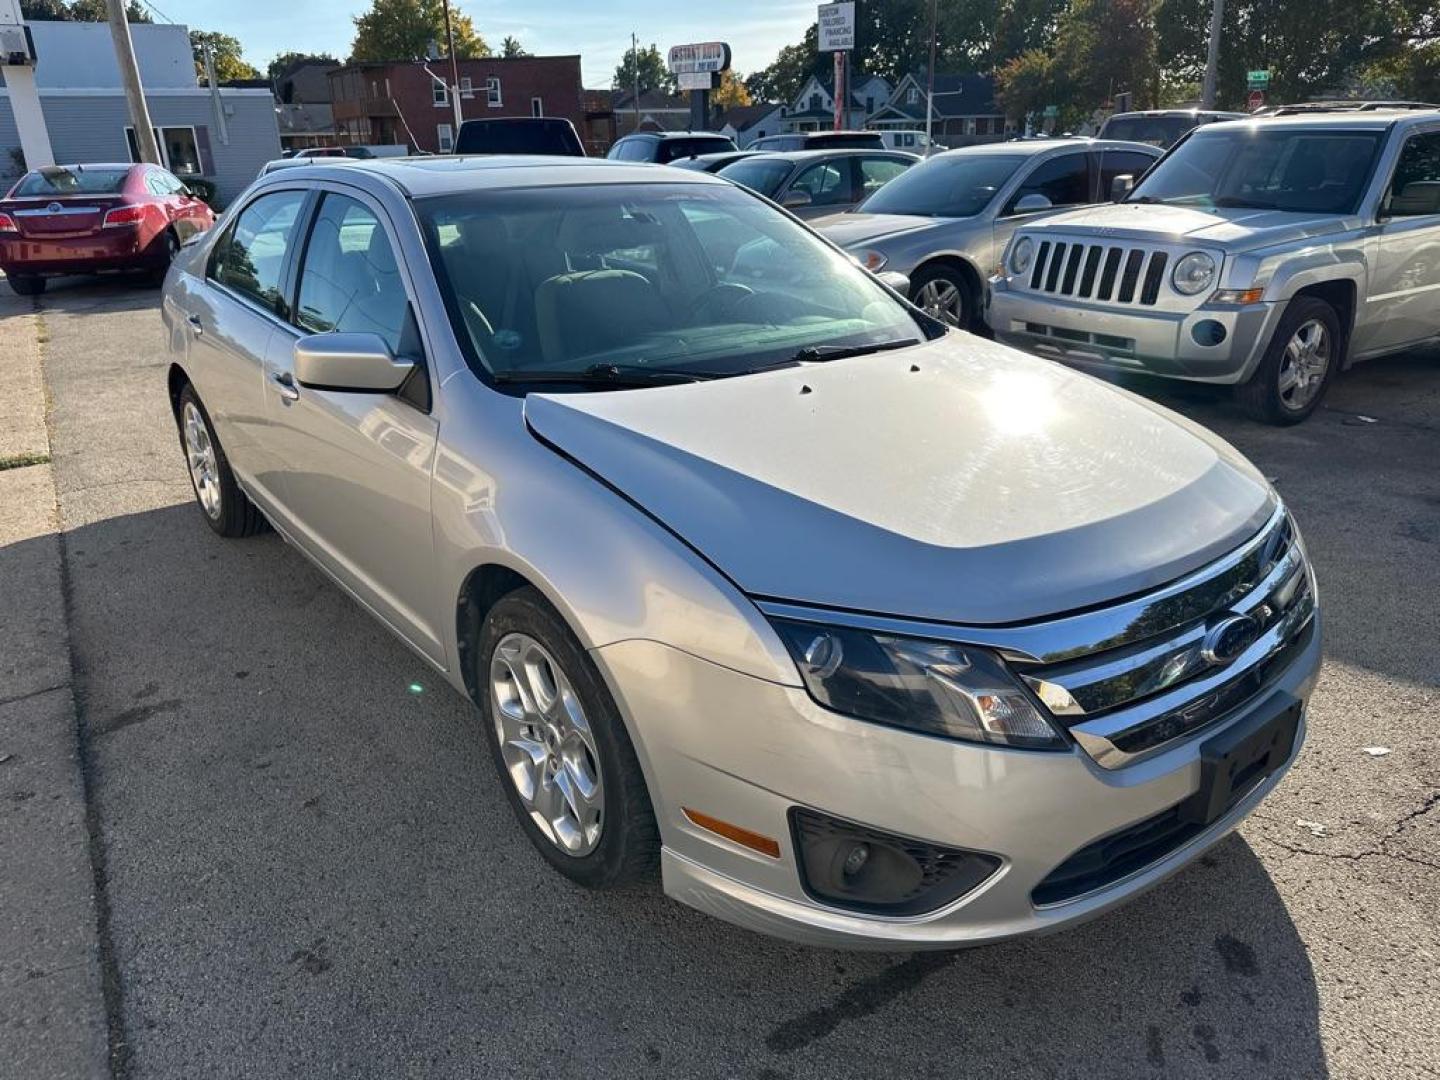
[987, 110, 1440, 422]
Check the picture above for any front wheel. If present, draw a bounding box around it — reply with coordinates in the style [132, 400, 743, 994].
[175, 384, 267, 537]
[909, 265, 975, 330]
[7, 274, 46, 297]
[477, 587, 658, 888]
[1237, 297, 1341, 425]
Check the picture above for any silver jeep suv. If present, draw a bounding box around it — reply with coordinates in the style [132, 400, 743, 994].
[988, 111, 1440, 423]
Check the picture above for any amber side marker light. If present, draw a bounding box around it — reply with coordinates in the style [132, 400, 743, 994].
[683, 808, 782, 859]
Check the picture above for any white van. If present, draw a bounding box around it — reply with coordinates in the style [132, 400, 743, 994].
[878, 130, 943, 154]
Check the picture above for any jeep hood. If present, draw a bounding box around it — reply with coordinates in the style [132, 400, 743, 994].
[1023, 202, 1354, 251]
[813, 212, 953, 249]
[524, 336, 1276, 626]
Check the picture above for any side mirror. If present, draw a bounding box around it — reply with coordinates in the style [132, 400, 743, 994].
[1110, 174, 1135, 201]
[876, 270, 911, 295]
[293, 333, 414, 392]
[1013, 193, 1054, 213]
[782, 189, 813, 209]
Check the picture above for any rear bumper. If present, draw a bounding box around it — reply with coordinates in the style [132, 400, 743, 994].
[0, 230, 164, 276]
[594, 615, 1321, 950]
[987, 280, 1283, 385]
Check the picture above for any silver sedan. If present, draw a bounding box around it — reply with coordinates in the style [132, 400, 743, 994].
[160, 157, 1318, 948]
[815, 138, 1162, 329]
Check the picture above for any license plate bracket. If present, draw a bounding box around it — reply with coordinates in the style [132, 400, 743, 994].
[1181, 697, 1301, 826]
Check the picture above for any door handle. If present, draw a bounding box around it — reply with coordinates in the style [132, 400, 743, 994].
[186, 314, 204, 337]
[271, 371, 300, 403]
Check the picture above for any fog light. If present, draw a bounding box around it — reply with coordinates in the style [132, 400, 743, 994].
[1192, 319, 1228, 347]
[790, 808, 1000, 916]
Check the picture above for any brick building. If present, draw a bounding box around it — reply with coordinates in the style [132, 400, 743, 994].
[328, 55, 585, 154]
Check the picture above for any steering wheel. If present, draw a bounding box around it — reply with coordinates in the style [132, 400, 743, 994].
[688, 283, 755, 322]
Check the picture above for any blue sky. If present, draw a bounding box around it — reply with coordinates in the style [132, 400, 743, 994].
[148, 0, 819, 86]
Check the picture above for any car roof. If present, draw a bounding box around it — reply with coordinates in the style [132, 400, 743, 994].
[270, 155, 730, 197]
[743, 148, 915, 162]
[1199, 110, 1438, 131]
[1105, 109, 1249, 119]
[934, 137, 1159, 158]
[623, 130, 732, 141]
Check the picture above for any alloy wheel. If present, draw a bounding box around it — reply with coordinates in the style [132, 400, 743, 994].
[182, 401, 222, 519]
[1277, 318, 1330, 410]
[490, 632, 604, 857]
[915, 278, 964, 327]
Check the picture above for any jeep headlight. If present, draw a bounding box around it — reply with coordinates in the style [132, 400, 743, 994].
[1172, 251, 1217, 296]
[771, 619, 1066, 749]
[1009, 236, 1035, 277]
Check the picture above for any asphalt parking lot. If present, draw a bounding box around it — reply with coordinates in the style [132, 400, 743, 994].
[2, 275, 1437, 1080]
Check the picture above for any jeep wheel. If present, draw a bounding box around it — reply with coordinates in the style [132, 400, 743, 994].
[1238, 296, 1341, 425]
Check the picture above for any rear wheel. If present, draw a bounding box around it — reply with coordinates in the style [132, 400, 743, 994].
[7, 274, 45, 297]
[147, 230, 180, 286]
[910, 264, 976, 330]
[175, 384, 266, 537]
[1237, 296, 1341, 425]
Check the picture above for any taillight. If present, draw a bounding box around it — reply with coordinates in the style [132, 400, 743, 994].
[102, 205, 146, 228]
[0, 211, 17, 233]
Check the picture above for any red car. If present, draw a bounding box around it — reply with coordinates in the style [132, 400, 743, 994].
[0, 162, 216, 296]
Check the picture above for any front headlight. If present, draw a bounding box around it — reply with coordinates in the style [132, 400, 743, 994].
[1172, 251, 1217, 295]
[854, 248, 888, 272]
[1009, 236, 1035, 277]
[771, 619, 1066, 749]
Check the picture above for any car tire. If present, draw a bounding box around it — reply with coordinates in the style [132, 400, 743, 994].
[175, 383, 267, 537]
[910, 264, 976, 330]
[476, 587, 659, 888]
[1237, 296, 1342, 425]
[147, 230, 180, 287]
[7, 274, 45, 297]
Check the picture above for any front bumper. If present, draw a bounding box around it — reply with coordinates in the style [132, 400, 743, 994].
[987, 280, 1284, 385]
[594, 617, 1320, 950]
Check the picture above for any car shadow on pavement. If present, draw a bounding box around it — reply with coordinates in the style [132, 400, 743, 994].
[13, 494, 1328, 1080]
[9, 274, 164, 316]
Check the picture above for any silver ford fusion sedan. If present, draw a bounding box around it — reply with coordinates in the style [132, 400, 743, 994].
[160, 157, 1320, 949]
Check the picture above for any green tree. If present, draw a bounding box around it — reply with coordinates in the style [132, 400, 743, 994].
[613, 42, 674, 95]
[191, 30, 260, 84]
[266, 51, 338, 83]
[349, 0, 490, 63]
[501, 35, 529, 58]
[19, 0, 75, 19]
[745, 28, 823, 103]
[50, 0, 152, 20]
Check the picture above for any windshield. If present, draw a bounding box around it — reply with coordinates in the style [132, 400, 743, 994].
[1129, 127, 1383, 213]
[717, 159, 793, 198]
[656, 137, 737, 163]
[454, 120, 583, 156]
[13, 167, 131, 197]
[1099, 116, 1198, 148]
[856, 154, 1024, 217]
[419, 182, 929, 387]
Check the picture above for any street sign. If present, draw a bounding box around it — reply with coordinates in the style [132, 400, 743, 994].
[677, 71, 718, 91]
[1248, 89, 1265, 110]
[667, 42, 731, 76]
[1247, 69, 1271, 89]
[1043, 104, 1059, 118]
[818, 2, 855, 52]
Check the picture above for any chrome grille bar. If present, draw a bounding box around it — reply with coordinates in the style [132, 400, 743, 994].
[1020, 240, 1168, 306]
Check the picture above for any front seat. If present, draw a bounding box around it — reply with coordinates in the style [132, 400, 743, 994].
[533, 269, 669, 364]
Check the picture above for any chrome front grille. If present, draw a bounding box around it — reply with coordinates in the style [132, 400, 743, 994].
[1026, 239, 1168, 305]
[1014, 507, 1316, 768]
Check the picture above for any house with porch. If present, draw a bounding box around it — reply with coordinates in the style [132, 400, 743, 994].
[866, 73, 1010, 145]
[781, 72, 892, 132]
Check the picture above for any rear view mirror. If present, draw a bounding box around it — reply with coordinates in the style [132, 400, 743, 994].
[1013, 193, 1054, 213]
[293, 333, 414, 392]
[782, 190, 813, 209]
[1110, 174, 1135, 201]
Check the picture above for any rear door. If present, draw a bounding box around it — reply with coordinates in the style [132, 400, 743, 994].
[261, 187, 444, 662]
[1367, 127, 1440, 353]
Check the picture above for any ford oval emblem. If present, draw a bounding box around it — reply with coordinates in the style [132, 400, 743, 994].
[1201, 614, 1261, 666]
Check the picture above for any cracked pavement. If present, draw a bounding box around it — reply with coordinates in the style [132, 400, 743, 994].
[1, 276, 1437, 1079]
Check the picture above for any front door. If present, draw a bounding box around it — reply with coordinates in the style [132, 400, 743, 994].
[992, 150, 1096, 277]
[1363, 129, 1440, 355]
[262, 189, 445, 664]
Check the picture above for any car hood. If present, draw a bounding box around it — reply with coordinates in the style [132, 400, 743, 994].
[523, 336, 1276, 626]
[1021, 202, 1354, 251]
[813, 212, 951, 248]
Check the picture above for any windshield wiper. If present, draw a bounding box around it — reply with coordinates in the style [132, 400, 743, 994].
[791, 338, 921, 364]
[491, 363, 713, 388]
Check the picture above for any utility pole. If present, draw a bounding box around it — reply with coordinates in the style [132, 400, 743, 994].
[925, 0, 937, 147]
[440, 0, 463, 130]
[631, 32, 641, 135]
[1201, 0, 1224, 109]
[106, 0, 160, 164]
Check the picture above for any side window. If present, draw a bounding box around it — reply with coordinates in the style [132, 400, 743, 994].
[790, 161, 853, 206]
[858, 157, 909, 197]
[1096, 151, 1157, 200]
[295, 194, 413, 355]
[1386, 132, 1440, 217]
[1005, 152, 1093, 214]
[210, 189, 307, 315]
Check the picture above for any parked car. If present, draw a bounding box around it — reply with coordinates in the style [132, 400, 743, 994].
[160, 156, 1319, 948]
[1097, 110, 1249, 148]
[750, 131, 885, 151]
[876, 129, 945, 155]
[607, 131, 738, 163]
[0, 162, 215, 295]
[816, 139, 1162, 328]
[717, 149, 919, 220]
[290, 146, 355, 159]
[455, 117, 586, 157]
[989, 111, 1440, 423]
[668, 150, 763, 173]
[1251, 100, 1440, 117]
